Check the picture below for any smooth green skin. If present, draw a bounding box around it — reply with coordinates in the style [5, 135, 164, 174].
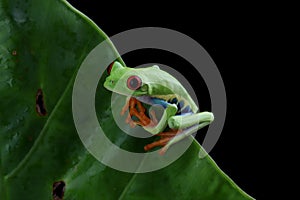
[104, 62, 214, 152]
[0, 0, 254, 199]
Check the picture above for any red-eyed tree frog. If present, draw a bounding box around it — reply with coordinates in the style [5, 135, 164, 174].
[104, 62, 214, 154]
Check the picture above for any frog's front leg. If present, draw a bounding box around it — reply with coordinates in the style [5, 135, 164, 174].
[120, 97, 158, 128]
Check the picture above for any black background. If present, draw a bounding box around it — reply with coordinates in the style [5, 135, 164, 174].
[67, 1, 264, 199]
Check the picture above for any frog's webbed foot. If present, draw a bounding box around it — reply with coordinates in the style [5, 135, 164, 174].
[121, 97, 158, 128]
[144, 129, 182, 154]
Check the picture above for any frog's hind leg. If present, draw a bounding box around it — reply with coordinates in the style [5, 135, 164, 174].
[143, 129, 182, 151]
[168, 112, 214, 130]
[159, 122, 210, 155]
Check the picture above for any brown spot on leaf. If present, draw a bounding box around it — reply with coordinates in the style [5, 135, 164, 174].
[53, 181, 65, 200]
[36, 89, 47, 116]
[12, 50, 17, 56]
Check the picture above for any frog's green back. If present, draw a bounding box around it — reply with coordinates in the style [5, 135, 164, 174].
[135, 66, 199, 113]
[104, 62, 199, 113]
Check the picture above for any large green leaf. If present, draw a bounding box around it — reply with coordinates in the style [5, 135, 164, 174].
[0, 0, 254, 199]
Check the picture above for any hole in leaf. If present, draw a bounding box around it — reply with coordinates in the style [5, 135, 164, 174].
[36, 89, 47, 116]
[52, 181, 65, 200]
[12, 50, 17, 56]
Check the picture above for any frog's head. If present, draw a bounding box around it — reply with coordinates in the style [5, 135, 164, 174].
[104, 62, 160, 96]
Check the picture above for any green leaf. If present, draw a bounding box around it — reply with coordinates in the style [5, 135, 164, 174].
[0, 0, 254, 199]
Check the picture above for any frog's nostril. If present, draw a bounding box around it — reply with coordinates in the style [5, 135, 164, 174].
[110, 80, 114, 84]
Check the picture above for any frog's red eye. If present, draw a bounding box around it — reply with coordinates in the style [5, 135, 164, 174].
[107, 62, 114, 75]
[127, 76, 142, 90]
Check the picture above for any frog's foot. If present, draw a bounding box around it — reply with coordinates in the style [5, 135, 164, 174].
[144, 129, 182, 154]
[121, 97, 157, 127]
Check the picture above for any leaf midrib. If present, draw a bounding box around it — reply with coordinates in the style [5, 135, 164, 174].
[117, 153, 161, 199]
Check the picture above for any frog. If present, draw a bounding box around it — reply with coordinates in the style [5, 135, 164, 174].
[104, 61, 214, 154]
